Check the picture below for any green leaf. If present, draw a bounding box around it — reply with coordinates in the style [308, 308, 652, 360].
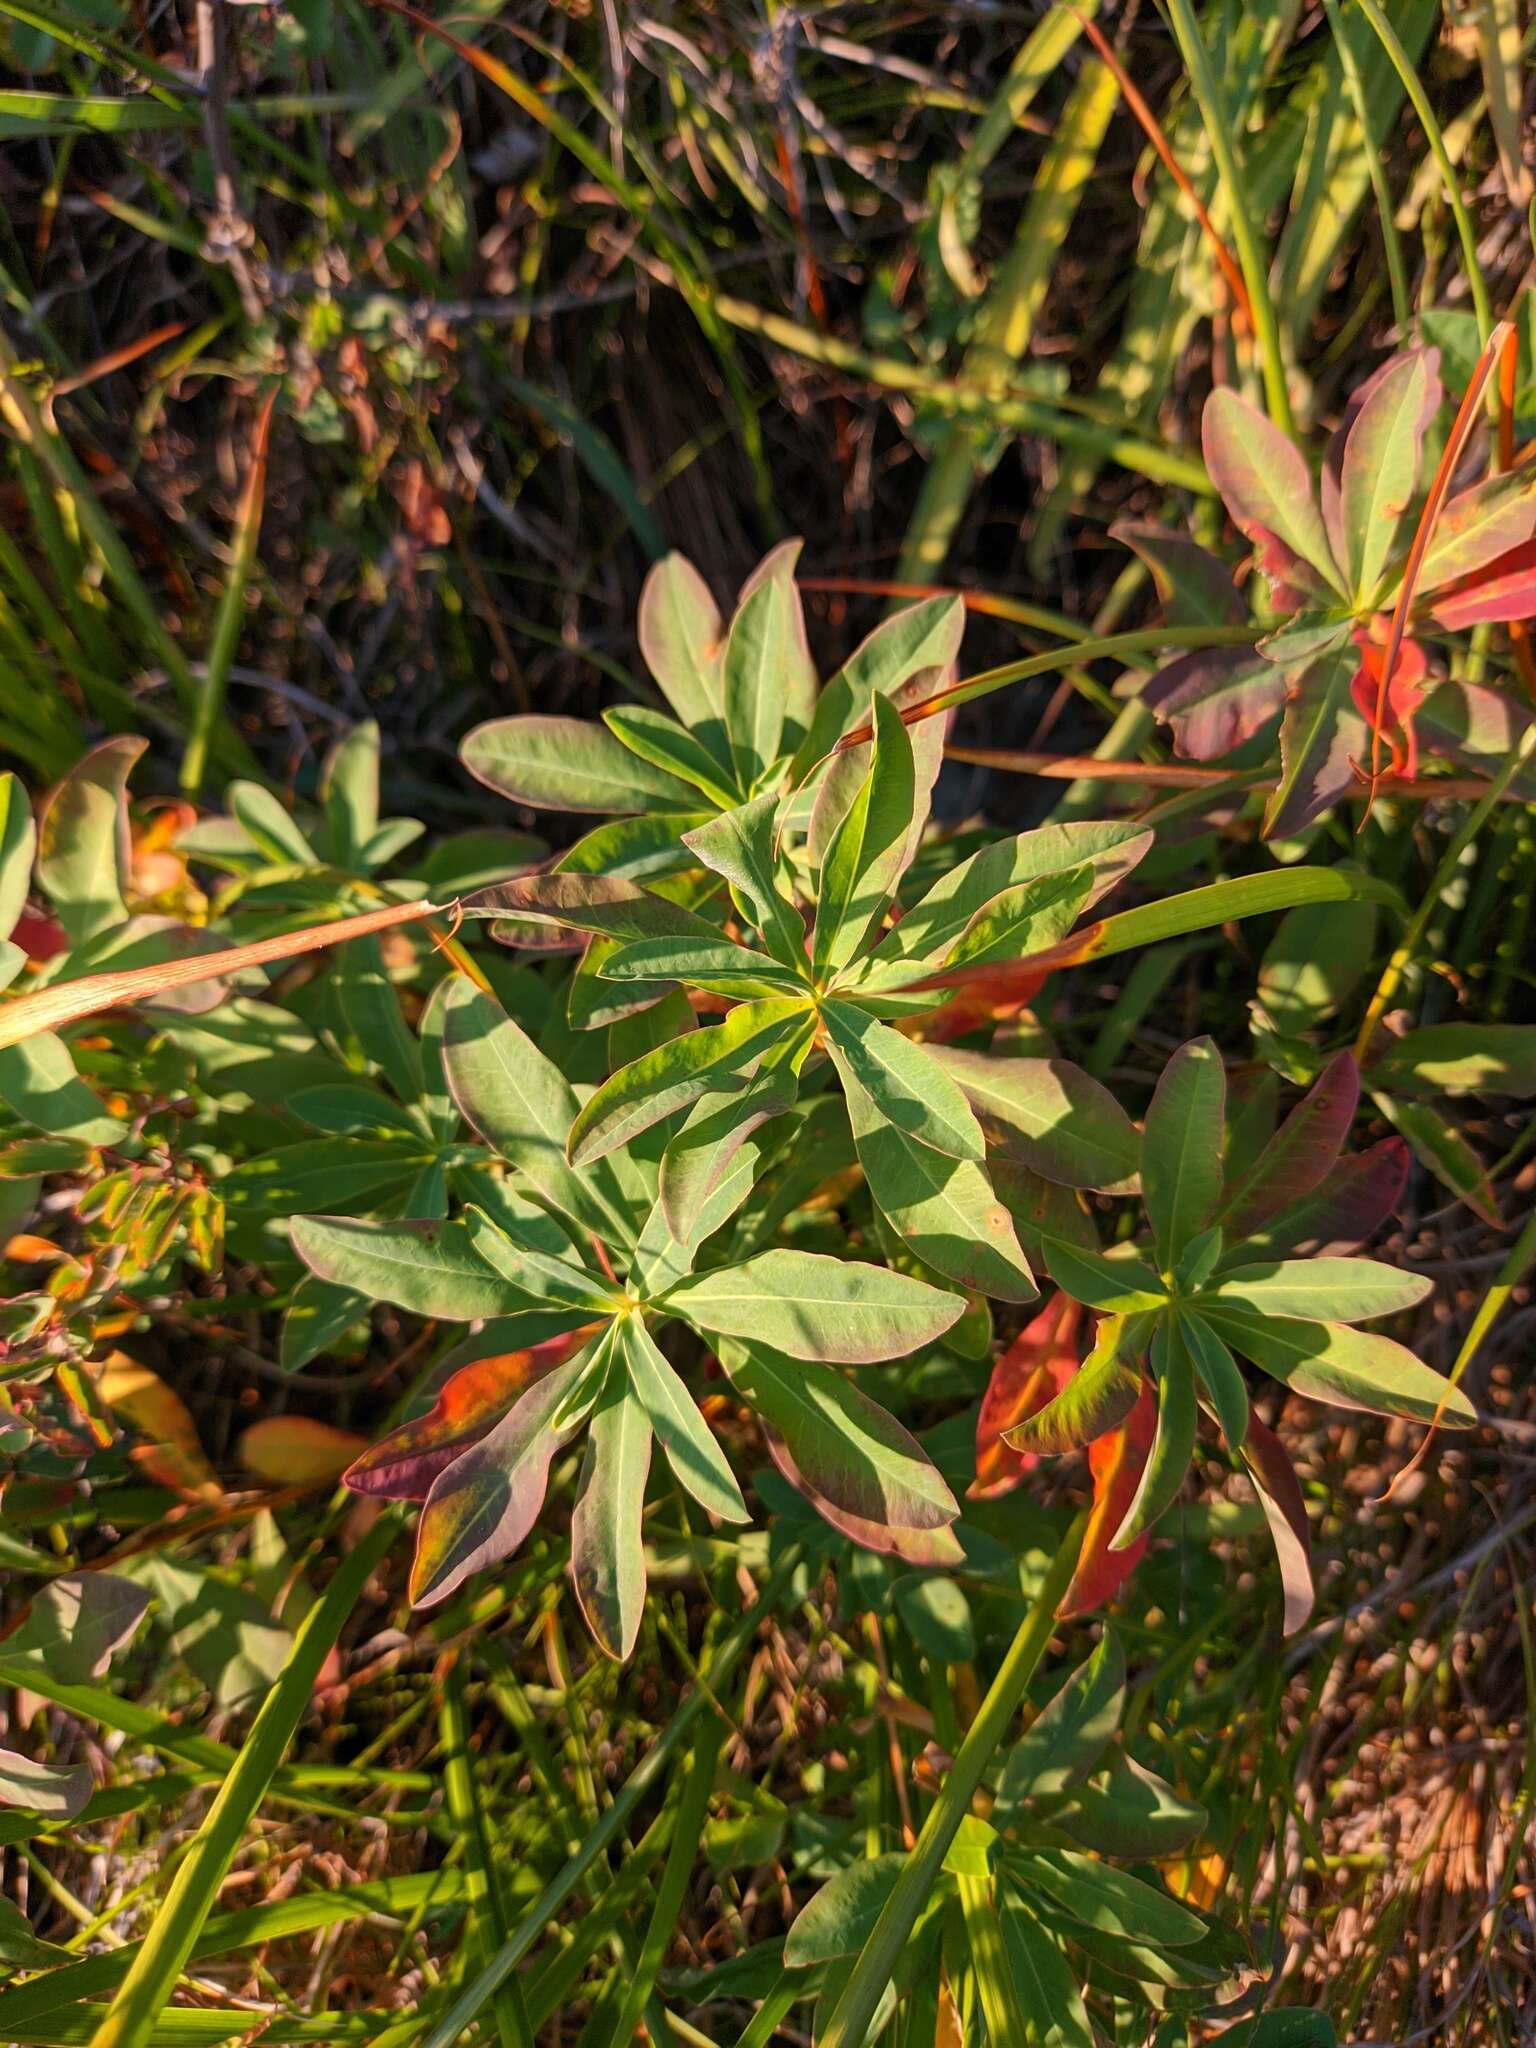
[842, 1068, 1038, 1302]
[1046, 1241, 1167, 1313]
[319, 720, 380, 867]
[0, 1033, 124, 1146]
[997, 1896, 1094, 2048]
[723, 1343, 959, 1560]
[288, 1084, 422, 1138]
[0, 1574, 149, 1683]
[597, 934, 805, 999]
[823, 1002, 983, 1160]
[555, 811, 713, 883]
[0, 1749, 92, 1820]
[864, 819, 1151, 978]
[570, 1370, 653, 1660]
[785, 1857, 908, 1967]
[1002, 1313, 1148, 1457]
[721, 571, 793, 784]
[603, 705, 739, 809]
[637, 552, 725, 731]
[995, 1632, 1124, 1805]
[792, 594, 965, 774]
[1112, 1318, 1196, 1548]
[682, 792, 807, 967]
[1209, 1256, 1431, 1322]
[1338, 348, 1438, 600]
[619, 1315, 747, 1523]
[37, 736, 143, 945]
[1018, 1847, 1206, 1947]
[1202, 385, 1343, 593]
[440, 976, 633, 1242]
[1141, 1037, 1225, 1267]
[333, 935, 422, 1105]
[1182, 1310, 1249, 1448]
[666, 1249, 962, 1362]
[227, 779, 318, 866]
[0, 772, 37, 939]
[461, 1206, 614, 1313]
[927, 1050, 1139, 1189]
[937, 866, 1093, 974]
[1198, 1302, 1478, 1426]
[1418, 467, 1536, 592]
[1367, 1023, 1536, 1097]
[657, 1077, 798, 1249]
[1374, 1091, 1500, 1225]
[291, 1215, 542, 1322]
[569, 997, 813, 1167]
[814, 693, 916, 975]
[462, 715, 697, 814]
[1055, 1752, 1207, 1860]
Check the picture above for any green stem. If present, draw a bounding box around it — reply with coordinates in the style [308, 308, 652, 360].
[816, 1514, 1087, 2048]
[1162, 0, 1294, 434]
[1349, 0, 1494, 342]
[87, 1512, 401, 2048]
[1355, 721, 1536, 1058]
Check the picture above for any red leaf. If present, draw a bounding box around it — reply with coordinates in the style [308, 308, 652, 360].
[1058, 1377, 1157, 1620]
[1427, 537, 1536, 630]
[970, 1294, 1084, 1500]
[1349, 623, 1427, 779]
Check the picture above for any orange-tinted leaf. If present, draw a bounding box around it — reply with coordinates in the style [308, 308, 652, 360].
[239, 1417, 369, 1488]
[345, 1324, 598, 1501]
[91, 1350, 219, 1499]
[970, 1294, 1083, 1501]
[1058, 1377, 1156, 1620]
[1349, 625, 1426, 779]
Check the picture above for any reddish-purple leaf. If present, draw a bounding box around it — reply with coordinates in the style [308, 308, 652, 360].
[1202, 388, 1343, 601]
[1240, 1414, 1314, 1635]
[765, 1428, 965, 1566]
[1262, 643, 1367, 839]
[346, 1326, 596, 1501]
[971, 1294, 1085, 1501]
[1240, 1136, 1410, 1257]
[408, 1350, 592, 1607]
[1221, 1052, 1360, 1236]
[1142, 647, 1287, 760]
[1415, 679, 1536, 799]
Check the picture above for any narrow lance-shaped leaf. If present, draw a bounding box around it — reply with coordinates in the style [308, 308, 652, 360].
[1111, 1318, 1197, 1550]
[814, 693, 916, 975]
[38, 735, 144, 946]
[570, 1370, 653, 1660]
[1059, 1378, 1157, 1620]
[1181, 1310, 1249, 1449]
[638, 551, 726, 732]
[682, 792, 807, 969]
[823, 1001, 983, 1161]
[1209, 1257, 1431, 1323]
[1142, 1037, 1225, 1268]
[602, 705, 740, 810]
[1202, 386, 1344, 595]
[1220, 1051, 1359, 1236]
[568, 997, 813, 1167]
[291, 1215, 543, 1322]
[1241, 1414, 1315, 1635]
[461, 715, 697, 815]
[665, 1249, 963, 1363]
[1199, 1303, 1478, 1427]
[1004, 1313, 1149, 1457]
[620, 1315, 747, 1523]
[995, 1632, 1125, 1806]
[410, 1345, 598, 1607]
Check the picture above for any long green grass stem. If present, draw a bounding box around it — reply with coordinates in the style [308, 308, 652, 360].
[1320, 0, 1410, 331]
[1162, 0, 1294, 434]
[1349, 0, 1495, 342]
[816, 1514, 1087, 2048]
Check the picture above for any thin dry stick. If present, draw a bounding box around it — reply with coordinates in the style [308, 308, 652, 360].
[195, 0, 263, 326]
